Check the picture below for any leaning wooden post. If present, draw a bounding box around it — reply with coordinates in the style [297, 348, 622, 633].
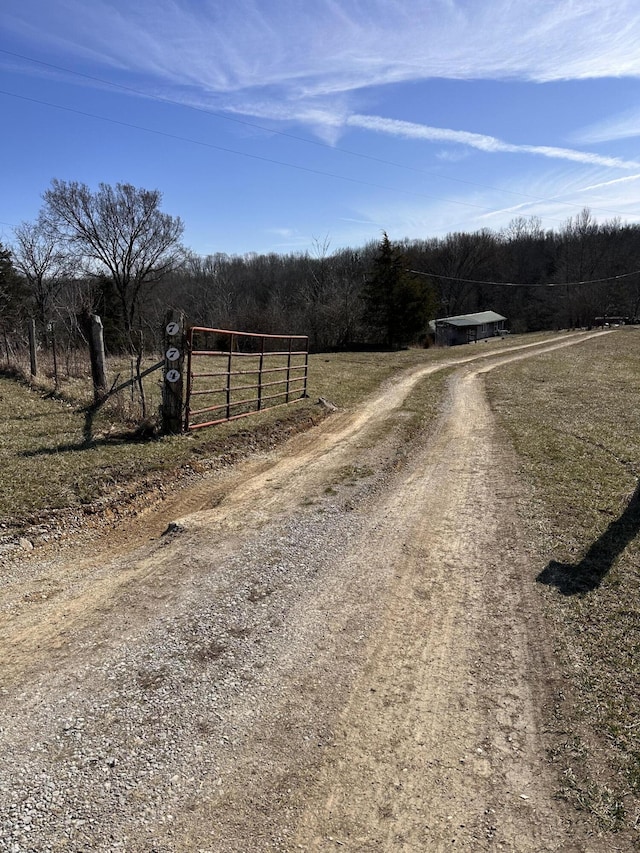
[28, 319, 37, 379]
[161, 310, 186, 434]
[87, 314, 107, 403]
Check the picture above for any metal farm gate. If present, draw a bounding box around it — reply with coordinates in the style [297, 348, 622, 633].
[185, 326, 309, 431]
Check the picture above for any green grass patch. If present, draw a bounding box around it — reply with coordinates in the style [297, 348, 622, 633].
[310, 331, 558, 410]
[485, 328, 640, 834]
[0, 330, 565, 533]
[0, 346, 439, 528]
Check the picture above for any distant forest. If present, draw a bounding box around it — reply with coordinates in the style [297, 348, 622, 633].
[2, 180, 640, 357]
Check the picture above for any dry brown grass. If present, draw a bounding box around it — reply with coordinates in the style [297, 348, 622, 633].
[0, 343, 446, 530]
[0, 331, 575, 532]
[485, 327, 640, 835]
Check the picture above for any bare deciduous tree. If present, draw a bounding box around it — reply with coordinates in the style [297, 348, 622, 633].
[12, 217, 70, 334]
[42, 180, 184, 346]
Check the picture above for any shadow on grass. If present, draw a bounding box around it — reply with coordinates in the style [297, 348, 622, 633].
[21, 409, 158, 457]
[537, 480, 640, 595]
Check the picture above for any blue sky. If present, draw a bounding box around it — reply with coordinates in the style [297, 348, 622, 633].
[2, 1, 640, 257]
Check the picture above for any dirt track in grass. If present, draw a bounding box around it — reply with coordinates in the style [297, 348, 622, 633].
[0, 331, 617, 851]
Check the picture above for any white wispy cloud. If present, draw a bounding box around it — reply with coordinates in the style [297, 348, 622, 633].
[345, 114, 640, 171]
[266, 227, 299, 239]
[436, 149, 471, 163]
[173, 97, 639, 174]
[6, 0, 640, 98]
[577, 173, 640, 192]
[5, 0, 640, 250]
[573, 108, 640, 144]
[355, 166, 640, 248]
[5, 0, 640, 176]
[476, 167, 640, 226]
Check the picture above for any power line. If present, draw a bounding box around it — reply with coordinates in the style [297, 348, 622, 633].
[0, 48, 574, 207]
[2, 48, 633, 222]
[0, 88, 519, 213]
[409, 268, 640, 288]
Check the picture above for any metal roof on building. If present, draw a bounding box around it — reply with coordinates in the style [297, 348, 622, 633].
[435, 311, 507, 328]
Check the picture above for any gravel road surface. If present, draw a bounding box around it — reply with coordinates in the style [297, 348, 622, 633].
[0, 333, 612, 852]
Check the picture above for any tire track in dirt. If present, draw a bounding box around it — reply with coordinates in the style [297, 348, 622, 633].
[291, 336, 611, 852]
[0, 333, 607, 688]
[173, 331, 609, 530]
[145, 330, 612, 851]
[0, 331, 613, 852]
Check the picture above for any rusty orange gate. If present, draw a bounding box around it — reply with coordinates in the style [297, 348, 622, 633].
[185, 326, 309, 430]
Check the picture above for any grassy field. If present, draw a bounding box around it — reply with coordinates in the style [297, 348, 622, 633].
[4, 328, 636, 836]
[0, 346, 450, 530]
[1, 332, 560, 530]
[485, 327, 640, 836]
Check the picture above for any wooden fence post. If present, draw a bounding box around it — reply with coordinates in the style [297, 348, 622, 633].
[161, 310, 186, 434]
[28, 319, 37, 379]
[86, 314, 107, 402]
[48, 322, 59, 390]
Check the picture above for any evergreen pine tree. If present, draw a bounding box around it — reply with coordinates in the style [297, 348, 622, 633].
[364, 232, 434, 347]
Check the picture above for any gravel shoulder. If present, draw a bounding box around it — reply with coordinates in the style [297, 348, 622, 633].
[0, 332, 614, 852]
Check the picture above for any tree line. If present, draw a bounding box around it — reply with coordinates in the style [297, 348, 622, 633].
[2, 180, 640, 365]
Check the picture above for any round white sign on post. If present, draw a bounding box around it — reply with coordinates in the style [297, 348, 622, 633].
[166, 321, 181, 336]
[165, 369, 181, 383]
[166, 347, 181, 362]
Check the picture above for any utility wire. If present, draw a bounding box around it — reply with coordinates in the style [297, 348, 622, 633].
[2, 81, 638, 283]
[0, 88, 515, 213]
[0, 48, 577, 207]
[1, 48, 633, 221]
[409, 268, 640, 288]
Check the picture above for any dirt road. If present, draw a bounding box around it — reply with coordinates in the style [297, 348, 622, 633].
[0, 333, 612, 852]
